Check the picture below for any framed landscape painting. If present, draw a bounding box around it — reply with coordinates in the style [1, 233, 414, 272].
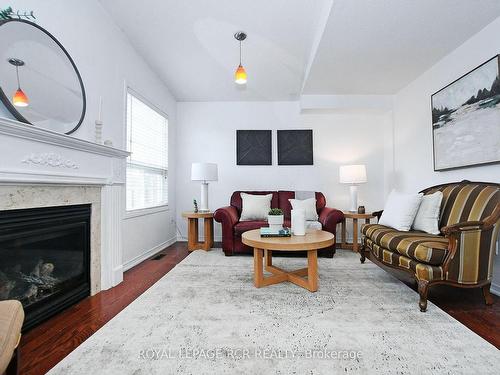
[431, 55, 500, 171]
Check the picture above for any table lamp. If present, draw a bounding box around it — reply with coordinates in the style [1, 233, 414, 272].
[339, 164, 367, 212]
[191, 163, 218, 212]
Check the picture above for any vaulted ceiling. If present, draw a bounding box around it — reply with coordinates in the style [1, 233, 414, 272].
[100, 0, 500, 101]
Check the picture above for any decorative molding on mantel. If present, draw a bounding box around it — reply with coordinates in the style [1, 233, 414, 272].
[0, 117, 129, 158]
[0, 117, 130, 186]
[22, 152, 79, 169]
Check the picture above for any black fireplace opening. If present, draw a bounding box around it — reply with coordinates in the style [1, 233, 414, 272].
[0, 204, 91, 331]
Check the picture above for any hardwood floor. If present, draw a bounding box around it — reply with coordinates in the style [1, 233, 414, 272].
[19, 243, 190, 375]
[19, 244, 499, 375]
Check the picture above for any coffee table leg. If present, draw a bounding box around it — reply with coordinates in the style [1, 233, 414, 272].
[265, 249, 272, 267]
[254, 248, 264, 287]
[307, 250, 318, 292]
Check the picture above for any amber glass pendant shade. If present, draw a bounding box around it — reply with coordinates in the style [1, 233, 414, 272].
[235, 64, 247, 84]
[13, 88, 29, 107]
[234, 32, 247, 85]
[9, 58, 29, 107]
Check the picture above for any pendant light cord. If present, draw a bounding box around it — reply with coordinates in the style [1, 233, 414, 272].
[239, 40, 242, 66]
[15, 66, 21, 89]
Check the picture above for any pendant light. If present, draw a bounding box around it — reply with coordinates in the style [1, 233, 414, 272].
[9, 58, 29, 107]
[234, 32, 247, 85]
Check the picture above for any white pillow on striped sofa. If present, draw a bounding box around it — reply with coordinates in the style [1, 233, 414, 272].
[379, 190, 423, 231]
[412, 191, 443, 234]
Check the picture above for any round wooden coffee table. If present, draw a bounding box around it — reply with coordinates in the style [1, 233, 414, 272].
[242, 229, 334, 292]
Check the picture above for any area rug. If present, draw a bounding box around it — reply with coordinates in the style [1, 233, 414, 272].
[49, 250, 499, 374]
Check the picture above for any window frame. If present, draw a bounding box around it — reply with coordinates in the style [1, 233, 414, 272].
[124, 87, 169, 216]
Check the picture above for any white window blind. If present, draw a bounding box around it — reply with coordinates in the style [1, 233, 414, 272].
[126, 91, 168, 211]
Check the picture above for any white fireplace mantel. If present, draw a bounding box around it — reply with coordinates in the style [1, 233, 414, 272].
[0, 117, 130, 290]
[0, 118, 129, 185]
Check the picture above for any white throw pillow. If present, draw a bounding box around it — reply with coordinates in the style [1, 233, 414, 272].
[289, 198, 318, 221]
[378, 190, 423, 231]
[240, 193, 273, 221]
[412, 191, 443, 234]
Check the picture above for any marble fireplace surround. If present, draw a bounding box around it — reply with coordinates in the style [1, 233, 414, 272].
[0, 118, 130, 293]
[0, 186, 102, 294]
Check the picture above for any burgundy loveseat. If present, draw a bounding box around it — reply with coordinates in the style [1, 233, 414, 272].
[214, 191, 344, 257]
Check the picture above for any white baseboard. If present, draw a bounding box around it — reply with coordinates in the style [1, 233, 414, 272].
[491, 282, 500, 297]
[112, 265, 124, 286]
[122, 236, 177, 271]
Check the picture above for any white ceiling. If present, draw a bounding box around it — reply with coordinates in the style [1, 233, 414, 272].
[100, 0, 500, 101]
[99, 0, 330, 101]
[303, 0, 500, 95]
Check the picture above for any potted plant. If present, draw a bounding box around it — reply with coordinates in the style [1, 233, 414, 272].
[267, 208, 284, 230]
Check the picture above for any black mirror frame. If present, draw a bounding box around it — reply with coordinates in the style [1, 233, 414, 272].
[0, 19, 86, 135]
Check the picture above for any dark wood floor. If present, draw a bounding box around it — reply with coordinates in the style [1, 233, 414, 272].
[19, 243, 190, 375]
[19, 244, 499, 375]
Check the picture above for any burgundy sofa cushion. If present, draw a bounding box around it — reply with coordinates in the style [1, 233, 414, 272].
[278, 191, 294, 219]
[230, 191, 279, 215]
[234, 220, 269, 236]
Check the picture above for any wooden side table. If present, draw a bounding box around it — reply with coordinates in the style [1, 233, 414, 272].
[181, 212, 214, 251]
[340, 211, 375, 252]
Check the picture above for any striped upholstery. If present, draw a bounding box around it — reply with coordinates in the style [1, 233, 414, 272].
[421, 182, 499, 284]
[366, 238, 444, 281]
[421, 183, 499, 230]
[363, 181, 499, 285]
[362, 224, 448, 266]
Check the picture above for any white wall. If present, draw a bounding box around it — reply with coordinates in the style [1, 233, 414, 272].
[393, 17, 500, 191]
[2, 0, 178, 268]
[392, 16, 500, 294]
[176, 101, 393, 241]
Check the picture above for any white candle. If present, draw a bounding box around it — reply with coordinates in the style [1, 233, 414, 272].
[98, 96, 103, 122]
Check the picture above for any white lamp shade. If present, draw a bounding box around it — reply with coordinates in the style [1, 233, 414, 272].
[339, 164, 367, 184]
[191, 162, 218, 181]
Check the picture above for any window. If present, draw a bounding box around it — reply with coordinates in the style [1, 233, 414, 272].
[126, 90, 168, 211]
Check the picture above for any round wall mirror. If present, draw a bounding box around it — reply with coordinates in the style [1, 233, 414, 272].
[0, 19, 86, 135]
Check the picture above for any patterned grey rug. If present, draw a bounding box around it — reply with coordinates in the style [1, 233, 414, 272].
[49, 250, 499, 375]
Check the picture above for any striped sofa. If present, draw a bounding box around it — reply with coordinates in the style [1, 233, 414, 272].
[360, 181, 500, 312]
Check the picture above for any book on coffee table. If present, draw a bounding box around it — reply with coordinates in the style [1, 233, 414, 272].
[260, 227, 291, 237]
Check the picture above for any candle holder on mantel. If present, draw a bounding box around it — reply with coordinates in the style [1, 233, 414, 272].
[95, 96, 103, 144]
[95, 120, 103, 144]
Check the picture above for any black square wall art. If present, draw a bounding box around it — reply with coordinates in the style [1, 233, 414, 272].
[277, 130, 313, 165]
[236, 130, 272, 165]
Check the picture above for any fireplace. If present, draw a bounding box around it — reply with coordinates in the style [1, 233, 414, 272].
[0, 204, 91, 331]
